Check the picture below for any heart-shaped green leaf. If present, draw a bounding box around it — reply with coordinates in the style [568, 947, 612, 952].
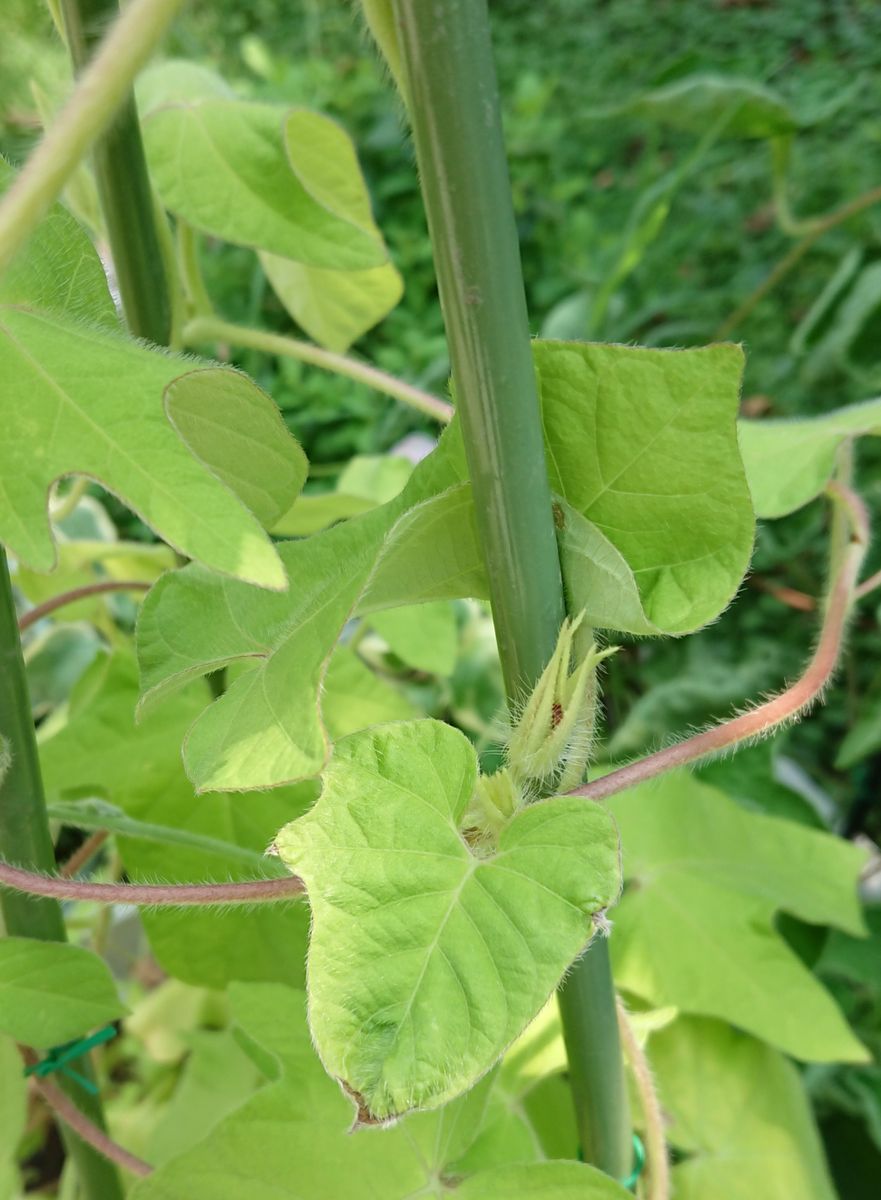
[274, 720, 621, 1122]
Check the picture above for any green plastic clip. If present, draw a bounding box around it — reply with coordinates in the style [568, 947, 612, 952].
[621, 1132, 646, 1191]
[24, 1024, 117, 1094]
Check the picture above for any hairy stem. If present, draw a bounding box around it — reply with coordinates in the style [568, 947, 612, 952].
[0, 860, 305, 906]
[616, 1000, 669, 1200]
[60, 0, 172, 343]
[573, 484, 868, 804]
[21, 1047, 153, 1178]
[389, 0, 631, 1177]
[183, 315, 452, 424]
[714, 182, 881, 340]
[0, 0, 184, 275]
[18, 580, 151, 634]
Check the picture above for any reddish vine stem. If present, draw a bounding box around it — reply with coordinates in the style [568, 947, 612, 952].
[59, 830, 110, 879]
[0, 860, 304, 906]
[18, 581, 151, 633]
[573, 483, 869, 804]
[20, 1047, 153, 1178]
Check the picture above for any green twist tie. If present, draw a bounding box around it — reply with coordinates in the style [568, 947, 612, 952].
[621, 1132, 646, 1191]
[24, 1024, 117, 1094]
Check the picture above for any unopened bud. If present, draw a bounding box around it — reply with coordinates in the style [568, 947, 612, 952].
[507, 613, 616, 789]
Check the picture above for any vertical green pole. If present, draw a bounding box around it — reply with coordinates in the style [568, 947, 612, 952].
[390, 0, 632, 1179]
[59, 0, 171, 344]
[0, 553, 125, 1200]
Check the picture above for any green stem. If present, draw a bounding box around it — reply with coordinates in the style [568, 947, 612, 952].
[715, 180, 881, 340]
[182, 315, 453, 424]
[59, 0, 172, 343]
[0, 551, 125, 1200]
[0, 0, 184, 276]
[177, 220, 214, 319]
[389, 0, 631, 1178]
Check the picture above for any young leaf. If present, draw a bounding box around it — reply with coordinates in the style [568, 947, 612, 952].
[609, 771, 869, 1062]
[38, 652, 312, 989]
[143, 101, 386, 269]
[273, 720, 621, 1121]
[739, 396, 881, 518]
[0, 938, 124, 1048]
[0, 306, 307, 587]
[651, 1016, 837, 1199]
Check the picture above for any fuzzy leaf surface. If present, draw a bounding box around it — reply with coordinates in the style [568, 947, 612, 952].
[739, 396, 881, 517]
[609, 771, 868, 1061]
[0, 938, 124, 1047]
[651, 1016, 837, 1198]
[144, 101, 385, 269]
[274, 720, 621, 1120]
[0, 159, 117, 327]
[137, 428, 478, 791]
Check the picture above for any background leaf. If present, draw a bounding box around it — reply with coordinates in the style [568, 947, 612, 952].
[0, 938, 124, 1047]
[38, 652, 313, 989]
[738, 396, 881, 518]
[144, 100, 386, 269]
[651, 1016, 837, 1198]
[609, 771, 868, 1061]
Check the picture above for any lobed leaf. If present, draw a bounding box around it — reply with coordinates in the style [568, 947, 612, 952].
[609, 771, 869, 1061]
[0, 312, 293, 585]
[274, 720, 621, 1120]
[0, 938, 124, 1048]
